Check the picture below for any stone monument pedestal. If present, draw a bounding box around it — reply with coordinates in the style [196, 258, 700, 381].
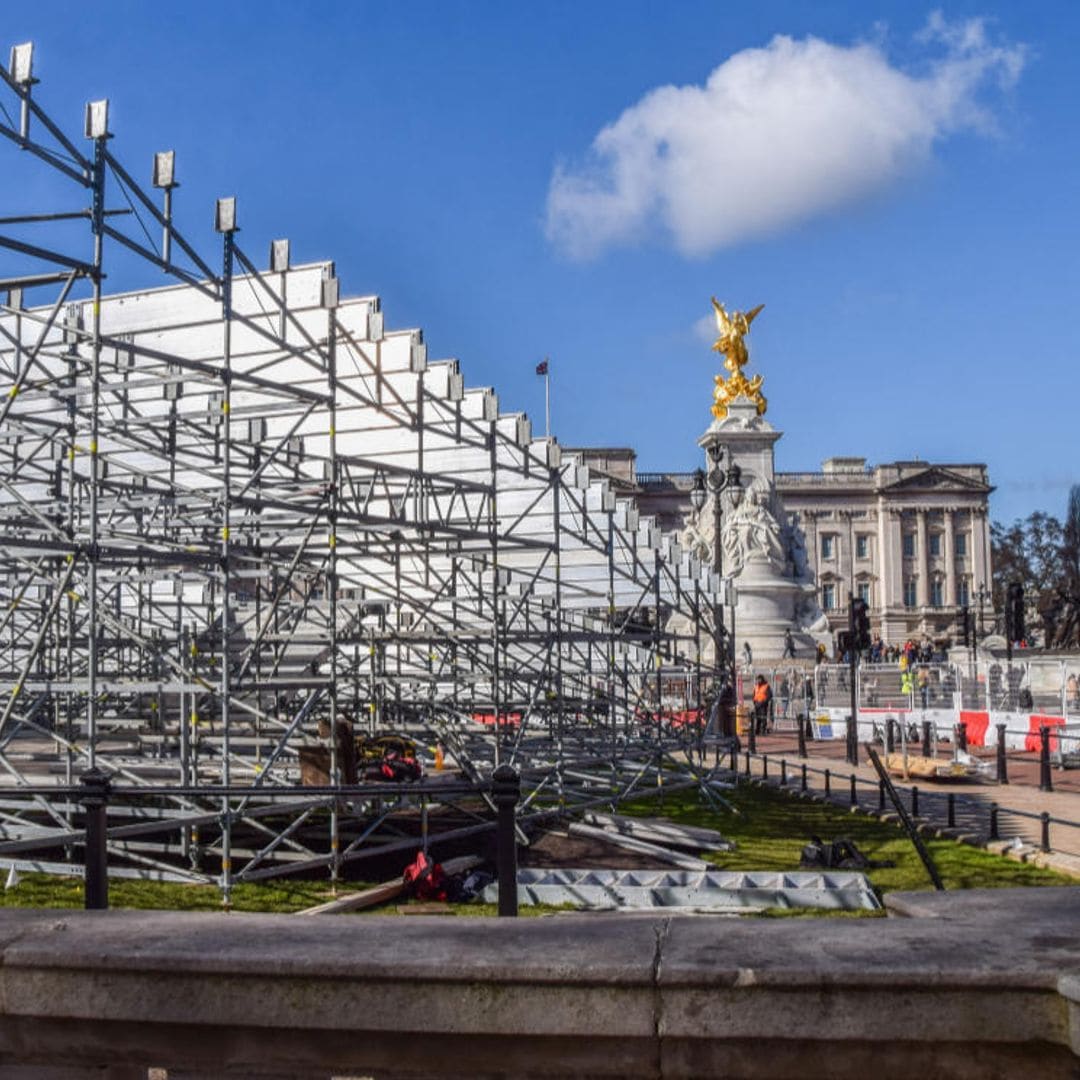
[731, 555, 818, 661]
[690, 397, 830, 662]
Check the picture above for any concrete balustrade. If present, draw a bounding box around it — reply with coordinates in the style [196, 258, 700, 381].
[0, 887, 1076, 1078]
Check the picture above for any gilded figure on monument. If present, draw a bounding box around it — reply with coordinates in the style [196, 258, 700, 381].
[709, 298, 767, 419]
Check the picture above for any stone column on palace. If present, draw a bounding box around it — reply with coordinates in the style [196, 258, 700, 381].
[841, 510, 854, 603]
[809, 512, 823, 586]
[880, 506, 906, 642]
[916, 510, 929, 609]
[943, 509, 956, 608]
[972, 507, 991, 619]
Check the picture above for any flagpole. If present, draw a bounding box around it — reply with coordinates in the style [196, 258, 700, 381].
[544, 357, 551, 438]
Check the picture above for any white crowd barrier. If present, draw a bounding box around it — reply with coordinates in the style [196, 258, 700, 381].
[764, 659, 1080, 762]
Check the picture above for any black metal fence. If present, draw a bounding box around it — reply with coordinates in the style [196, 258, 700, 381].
[1, 769, 524, 916]
[728, 719, 1080, 860]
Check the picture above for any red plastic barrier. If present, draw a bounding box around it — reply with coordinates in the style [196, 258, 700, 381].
[670, 709, 702, 728]
[634, 709, 702, 728]
[959, 710, 990, 747]
[471, 712, 522, 728]
[1024, 714, 1064, 753]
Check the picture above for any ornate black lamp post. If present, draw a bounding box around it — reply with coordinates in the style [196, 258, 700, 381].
[691, 443, 742, 685]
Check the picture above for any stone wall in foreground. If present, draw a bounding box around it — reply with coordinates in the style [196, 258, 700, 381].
[0, 887, 1076, 1079]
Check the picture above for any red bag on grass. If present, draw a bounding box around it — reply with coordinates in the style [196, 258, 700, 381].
[402, 850, 447, 901]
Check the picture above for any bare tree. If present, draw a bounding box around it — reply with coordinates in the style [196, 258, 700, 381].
[991, 512, 1064, 614]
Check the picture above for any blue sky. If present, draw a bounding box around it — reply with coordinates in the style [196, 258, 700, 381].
[4, 1, 1077, 526]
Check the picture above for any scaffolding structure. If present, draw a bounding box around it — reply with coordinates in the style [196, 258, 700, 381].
[0, 44, 729, 898]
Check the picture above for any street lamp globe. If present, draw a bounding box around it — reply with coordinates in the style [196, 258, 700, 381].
[690, 469, 707, 513]
[727, 463, 743, 505]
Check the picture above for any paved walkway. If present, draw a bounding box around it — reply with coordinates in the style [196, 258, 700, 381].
[764, 725, 1080, 793]
[712, 726, 1080, 876]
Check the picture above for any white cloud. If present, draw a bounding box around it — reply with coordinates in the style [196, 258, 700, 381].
[692, 312, 716, 345]
[545, 16, 1025, 259]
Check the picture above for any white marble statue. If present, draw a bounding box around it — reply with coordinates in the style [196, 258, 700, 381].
[722, 482, 786, 574]
[681, 513, 712, 567]
[675, 474, 831, 654]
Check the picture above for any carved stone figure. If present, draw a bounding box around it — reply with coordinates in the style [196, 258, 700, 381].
[721, 483, 785, 573]
[679, 508, 712, 567]
[796, 593, 830, 635]
[786, 512, 812, 582]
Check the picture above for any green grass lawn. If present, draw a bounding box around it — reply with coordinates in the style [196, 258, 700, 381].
[0, 874, 577, 917]
[623, 781, 1073, 899]
[0, 779, 1070, 916]
[0, 874, 343, 914]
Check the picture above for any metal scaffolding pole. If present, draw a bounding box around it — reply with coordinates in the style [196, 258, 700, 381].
[0, 42, 723, 891]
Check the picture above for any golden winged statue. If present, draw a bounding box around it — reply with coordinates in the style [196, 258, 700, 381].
[709, 297, 767, 419]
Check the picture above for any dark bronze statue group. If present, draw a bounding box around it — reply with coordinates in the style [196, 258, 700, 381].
[1040, 588, 1080, 649]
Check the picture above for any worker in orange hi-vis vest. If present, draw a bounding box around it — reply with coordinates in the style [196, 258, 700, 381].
[752, 675, 773, 735]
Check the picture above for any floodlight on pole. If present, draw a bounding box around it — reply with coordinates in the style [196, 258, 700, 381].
[9, 43, 33, 85]
[321, 274, 340, 309]
[214, 197, 237, 234]
[270, 239, 290, 274]
[152, 151, 177, 266]
[152, 151, 175, 189]
[8, 43, 35, 141]
[269, 239, 292, 337]
[84, 99, 109, 140]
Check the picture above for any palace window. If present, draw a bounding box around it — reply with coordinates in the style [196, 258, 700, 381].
[957, 578, 970, 607]
[929, 533, 942, 557]
[903, 579, 917, 608]
[856, 581, 871, 606]
[822, 583, 836, 610]
[930, 578, 944, 608]
[856, 535, 868, 559]
[821, 535, 834, 559]
[902, 533, 916, 558]
[955, 533, 967, 557]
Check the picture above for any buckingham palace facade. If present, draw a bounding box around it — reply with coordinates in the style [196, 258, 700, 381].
[567, 449, 994, 646]
[772, 457, 993, 644]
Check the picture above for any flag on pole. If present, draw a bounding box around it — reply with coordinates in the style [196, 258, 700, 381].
[535, 359, 548, 376]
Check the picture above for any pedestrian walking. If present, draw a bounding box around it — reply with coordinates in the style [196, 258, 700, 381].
[778, 674, 790, 720]
[752, 675, 773, 735]
[916, 667, 930, 710]
[901, 667, 914, 705]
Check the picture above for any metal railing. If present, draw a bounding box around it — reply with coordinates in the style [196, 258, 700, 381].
[728, 729, 1080, 862]
[803, 659, 1080, 726]
[9, 769, 523, 915]
[728, 713, 1080, 857]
